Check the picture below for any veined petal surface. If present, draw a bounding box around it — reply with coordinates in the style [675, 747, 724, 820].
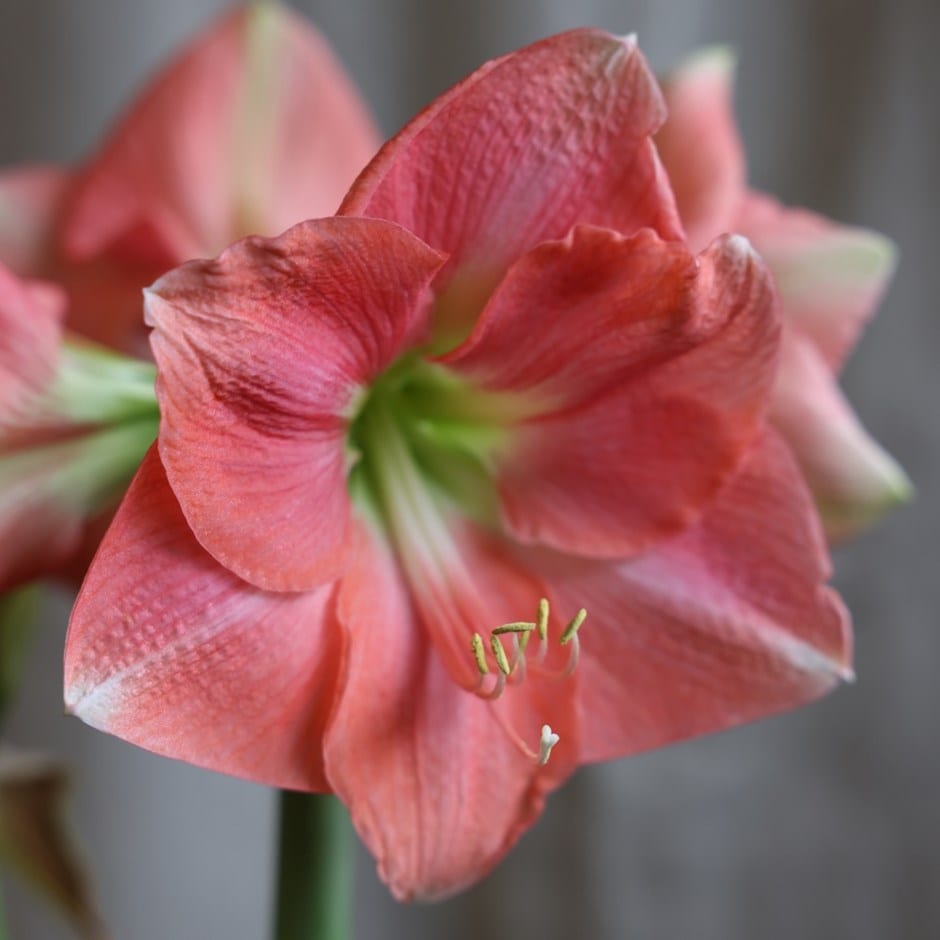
[65, 447, 339, 791]
[342, 28, 681, 339]
[146, 217, 445, 592]
[448, 231, 780, 557]
[538, 430, 851, 762]
[324, 523, 576, 901]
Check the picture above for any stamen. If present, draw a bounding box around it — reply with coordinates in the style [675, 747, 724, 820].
[538, 724, 560, 765]
[557, 609, 586, 675]
[537, 598, 549, 641]
[492, 622, 536, 636]
[490, 634, 511, 676]
[466, 600, 588, 705]
[470, 633, 489, 675]
[560, 608, 587, 645]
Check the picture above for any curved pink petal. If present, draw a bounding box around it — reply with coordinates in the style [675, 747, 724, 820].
[324, 523, 576, 901]
[771, 332, 911, 541]
[451, 232, 780, 558]
[342, 29, 681, 341]
[63, 4, 379, 266]
[536, 429, 851, 763]
[443, 227, 699, 405]
[737, 192, 897, 369]
[146, 217, 445, 592]
[64, 446, 339, 791]
[0, 166, 69, 276]
[656, 47, 745, 252]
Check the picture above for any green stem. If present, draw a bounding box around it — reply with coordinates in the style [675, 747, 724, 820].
[0, 876, 8, 940]
[273, 792, 353, 940]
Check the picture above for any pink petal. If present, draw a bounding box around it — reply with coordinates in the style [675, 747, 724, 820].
[62, 5, 379, 266]
[0, 265, 142, 590]
[0, 167, 158, 357]
[146, 217, 445, 592]
[323, 523, 575, 901]
[0, 166, 69, 276]
[539, 430, 851, 763]
[53, 255, 157, 357]
[452, 231, 780, 558]
[0, 263, 64, 417]
[770, 332, 911, 541]
[342, 29, 681, 339]
[64, 446, 339, 791]
[656, 47, 746, 252]
[737, 192, 897, 369]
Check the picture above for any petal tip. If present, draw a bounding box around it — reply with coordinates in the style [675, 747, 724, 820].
[675, 44, 738, 78]
[724, 232, 759, 260]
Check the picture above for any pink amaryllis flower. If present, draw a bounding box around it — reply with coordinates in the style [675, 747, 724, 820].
[0, 2, 379, 357]
[655, 48, 909, 540]
[65, 31, 850, 900]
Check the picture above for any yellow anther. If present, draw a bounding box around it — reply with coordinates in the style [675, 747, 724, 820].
[470, 633, 489, 675]
[560, 608, 587, 645]
[492, 621, 536, 636]
[490, 634, 512, 675]
[537, 597, 549, 641]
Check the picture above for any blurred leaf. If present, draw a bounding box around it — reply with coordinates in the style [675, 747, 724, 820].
[0, 586, 39, 721]
[0, 750, 107, 939]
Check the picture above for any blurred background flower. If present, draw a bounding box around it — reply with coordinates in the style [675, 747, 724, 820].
[0, 0, 934, 938]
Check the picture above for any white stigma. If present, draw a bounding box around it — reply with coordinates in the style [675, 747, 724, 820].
[538, 724, 560, 765]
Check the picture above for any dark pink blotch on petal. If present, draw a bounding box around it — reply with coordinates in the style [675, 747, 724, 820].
[64, 446, 340, 791]
[342, 29, 682, 319]
[146, 217, 445, 592]
[534, 430, 851, 764]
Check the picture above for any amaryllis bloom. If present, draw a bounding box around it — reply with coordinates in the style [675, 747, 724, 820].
[0, 2, 378, 356]
[655, 48, 909, 540]
[65, 31, 850, 899]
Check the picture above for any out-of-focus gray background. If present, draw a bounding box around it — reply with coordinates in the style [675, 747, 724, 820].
[1, 0, 936, 937]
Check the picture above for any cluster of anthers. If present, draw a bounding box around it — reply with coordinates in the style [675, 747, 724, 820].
[470, 598, 587, 766]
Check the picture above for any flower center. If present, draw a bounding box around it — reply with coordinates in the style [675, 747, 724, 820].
[347, 354, 511, 527]
[346, 356, 584, 766]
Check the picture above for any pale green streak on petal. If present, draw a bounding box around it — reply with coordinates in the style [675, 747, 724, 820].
[665, 44, 737, 82]
[773, 229, 898, 308]
[231, 1, 282, 239]
[818, 444, 913, 543]
[347, 354, 525, 529]
[41, 336, 158, 426]
[0, 416, 158, 521]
